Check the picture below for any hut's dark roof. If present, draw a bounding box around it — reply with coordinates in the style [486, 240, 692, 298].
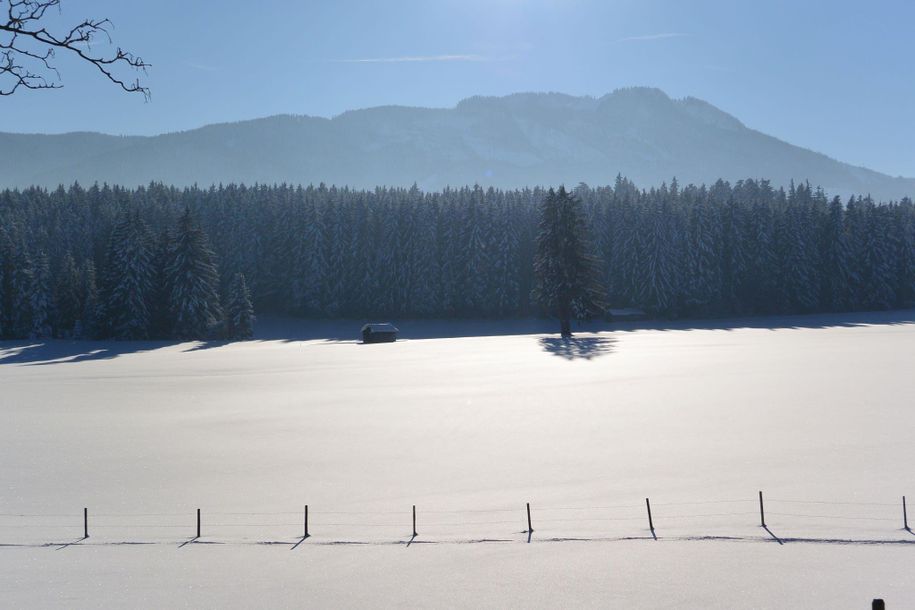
[362, 323, 399, 333]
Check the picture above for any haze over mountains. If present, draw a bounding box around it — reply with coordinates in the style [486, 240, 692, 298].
[3, 87, 913, 200]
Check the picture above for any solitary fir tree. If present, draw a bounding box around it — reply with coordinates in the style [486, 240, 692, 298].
[532, 186, 605, 337]
[166, 208, 223, 340]
[226, 272, 255, 340]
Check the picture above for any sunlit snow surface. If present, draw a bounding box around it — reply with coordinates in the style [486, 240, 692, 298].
[2, 311, 914, 608]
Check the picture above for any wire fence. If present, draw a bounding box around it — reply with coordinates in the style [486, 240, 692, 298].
[0, 492, 911, 547]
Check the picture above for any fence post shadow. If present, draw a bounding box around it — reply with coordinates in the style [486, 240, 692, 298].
[762, 525, 784, 545]
[54, 535, 88, 551]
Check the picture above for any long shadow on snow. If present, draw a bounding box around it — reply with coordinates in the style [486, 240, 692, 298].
[3, 308, 914, 366]
[0, 340, 166, 366]
[0, 337, 234, 365]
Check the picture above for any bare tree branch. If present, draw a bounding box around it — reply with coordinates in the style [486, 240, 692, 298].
[0, 0, 149, 98]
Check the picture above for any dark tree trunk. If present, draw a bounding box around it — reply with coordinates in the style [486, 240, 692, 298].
[559, 301, 572, 337]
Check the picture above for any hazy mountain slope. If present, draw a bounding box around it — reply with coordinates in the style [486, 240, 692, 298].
[3, 87, 913, 200]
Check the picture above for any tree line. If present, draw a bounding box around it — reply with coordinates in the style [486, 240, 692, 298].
[1, 177, 913, 340]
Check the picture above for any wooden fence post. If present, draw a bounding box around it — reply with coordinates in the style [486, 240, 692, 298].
[758, 491, 766, 527]
[83, 507, 88, 538]
[412, 505, 417, 537]
[196, 508, 201, 538]
[904, 496, 909, 531]
[645, 498, 654, 533]
[526, 502, 533, 533]
[304, 505, 309, 538]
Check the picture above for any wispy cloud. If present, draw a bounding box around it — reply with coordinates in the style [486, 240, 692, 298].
[329, 54, 495, 64]
[617, 33, 689, 43]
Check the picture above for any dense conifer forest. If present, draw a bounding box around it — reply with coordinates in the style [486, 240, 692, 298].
[1, 177, 913, 340]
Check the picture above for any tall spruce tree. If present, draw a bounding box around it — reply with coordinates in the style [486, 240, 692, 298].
[0, 226, 9, 338]
[166, 208, 223, 339]
[226, 272, 255, 340]
[10, 240, 34, 338]
[532, 186, 605, 336]
[76, 260, 100, 340]
[103, 213, 154, 339]
[149, 229, 173, 338]
[29, 251, 52, 339]
[54, 253, 82, 338]
[639, 195, 680, 316]
[819, 196, 854, 311]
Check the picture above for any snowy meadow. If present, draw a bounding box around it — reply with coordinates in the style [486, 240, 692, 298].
[2, 310, 914, 608]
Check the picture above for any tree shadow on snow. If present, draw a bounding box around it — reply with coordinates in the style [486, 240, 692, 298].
[539, 336, 617, 360]
[0, 340, 167, 366]
[4, 308, 915, 366]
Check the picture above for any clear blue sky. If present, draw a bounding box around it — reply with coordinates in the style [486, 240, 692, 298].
[2, 0, 913, 177]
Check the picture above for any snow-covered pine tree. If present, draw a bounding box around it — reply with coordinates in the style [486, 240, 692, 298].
[409, 193, 440, 316]
[148, 229, 173, 338]
[684, 196, 721, 315]
[346, 195, 376, 317]
[54, 253, 82, 337]
[166, 207, 223, 340]
[490, 199, 521, 315]
[225, 272, 255, 340]
[374, 195, 399, 316]
[890, 199, 915, 306]
[10, 239, 34, 338]
[746, 202, 778, 313]
[860, 201, 896, 309]
[457, 186, 489, 315]
[532, 186, 605, 336]
[842, 196, 866, 309]
[775, 185, 817, 313]
[29, 251, 52, 339]
[0, 226, 10, 338]
[321, 193, 346, 316]
[103, 213, 154, 339]
[606, 177, 647, 310]
[292, 196, 325, 315]
[818, 196, 854, 311]
[75, 260, 100, 340]
[638, 195, 678, 316]
[435, 195, 459, 316]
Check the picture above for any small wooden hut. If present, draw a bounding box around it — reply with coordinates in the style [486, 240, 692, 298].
[361, 323, 399, 343]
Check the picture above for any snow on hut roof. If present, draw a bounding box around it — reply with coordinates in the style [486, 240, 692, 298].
[361, 323, 399, 333]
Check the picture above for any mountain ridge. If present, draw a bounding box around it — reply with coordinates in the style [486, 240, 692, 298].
[3, 87, 913, 200]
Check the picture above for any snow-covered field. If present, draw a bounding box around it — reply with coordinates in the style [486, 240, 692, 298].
[2, 311, 915, 609]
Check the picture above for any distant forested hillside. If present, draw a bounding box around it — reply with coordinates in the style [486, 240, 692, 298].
[3, 88, 914, 201]
[1, 177, 913, 340]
